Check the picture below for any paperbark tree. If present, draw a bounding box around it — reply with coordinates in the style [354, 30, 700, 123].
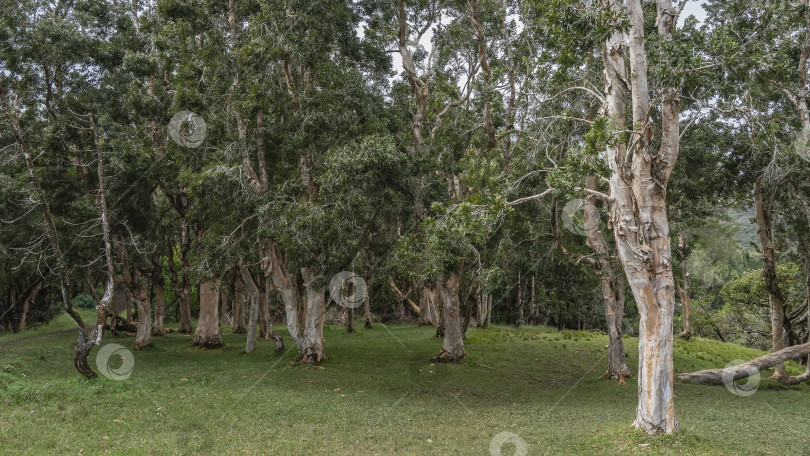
[132, 275, 152, 350]
[602, 0, 681, 433]
[433, 272, 466, 362]
[192, 277, 223, 348]
[264, 244, 324, 362]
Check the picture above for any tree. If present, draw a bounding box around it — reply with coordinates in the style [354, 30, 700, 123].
[601, 0, 682, 433]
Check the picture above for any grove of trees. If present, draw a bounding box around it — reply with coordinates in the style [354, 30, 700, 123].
[3, 0, 810, 435]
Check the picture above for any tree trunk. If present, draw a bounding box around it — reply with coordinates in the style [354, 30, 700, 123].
[258, 276, 270, 339]
[232, 271, 246, 334]
[167, 237, 193, 334]
[677, 229, 692, 340]
[433, 273, 466, 362]
[485, 294, 492, 328]
[192, 278, 223, 348]
[240, 261, 261, 354]
[515, 273, 524, 327]
[152, 261, 166, 336]
[18, 281, 42, 331]
[261, 275, 284, 354]
[298, 267, 325, 362]
[178, 225, 193, 333]
[603, 0, 680, 434]
[754, 179, 789, 379]
[418, 281, 438, 326]
[346, 306, 355, 333]
[220, 280, 230, 324]
[133, 281, 152, 350]
[363, 274, 373, 329]
[529, 276, 537, 324]
[583, 175, 630, 380]
[264, 243, 321, 361]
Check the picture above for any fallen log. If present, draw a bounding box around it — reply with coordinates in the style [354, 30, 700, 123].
[677, 341, 810, 385]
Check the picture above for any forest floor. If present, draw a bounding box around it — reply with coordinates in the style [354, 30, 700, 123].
[2, 311, 809, 455]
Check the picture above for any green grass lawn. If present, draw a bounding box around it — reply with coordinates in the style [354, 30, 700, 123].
[2, 311, 809, 455]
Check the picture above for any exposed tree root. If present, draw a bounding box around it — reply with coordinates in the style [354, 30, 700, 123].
[431, 349, 466, 363]
[192, 334, 223, 348]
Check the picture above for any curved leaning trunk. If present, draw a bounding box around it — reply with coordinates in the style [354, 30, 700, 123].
[74, 326, 99, 378]
[18, 281, 42, 332]
[192, 278, 223, 348]
[433, 273, 466, 362]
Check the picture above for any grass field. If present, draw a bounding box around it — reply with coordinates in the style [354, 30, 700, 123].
[2, 311, 809, 455]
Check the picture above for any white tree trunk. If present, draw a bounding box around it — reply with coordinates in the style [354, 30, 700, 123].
[264, 243, 323, 362]
[602, 0, 681, 434]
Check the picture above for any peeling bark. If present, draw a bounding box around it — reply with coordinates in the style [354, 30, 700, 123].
[418, 280, 439, 326]
[433, 273, 466, 362]
[264, 243, 321, 361]
[601, 0, 680, 433]
[133, 280, 152, 350]
[192, 278, 223, 348]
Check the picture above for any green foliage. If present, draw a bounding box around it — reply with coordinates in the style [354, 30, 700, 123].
[72, 294, 97, 310]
